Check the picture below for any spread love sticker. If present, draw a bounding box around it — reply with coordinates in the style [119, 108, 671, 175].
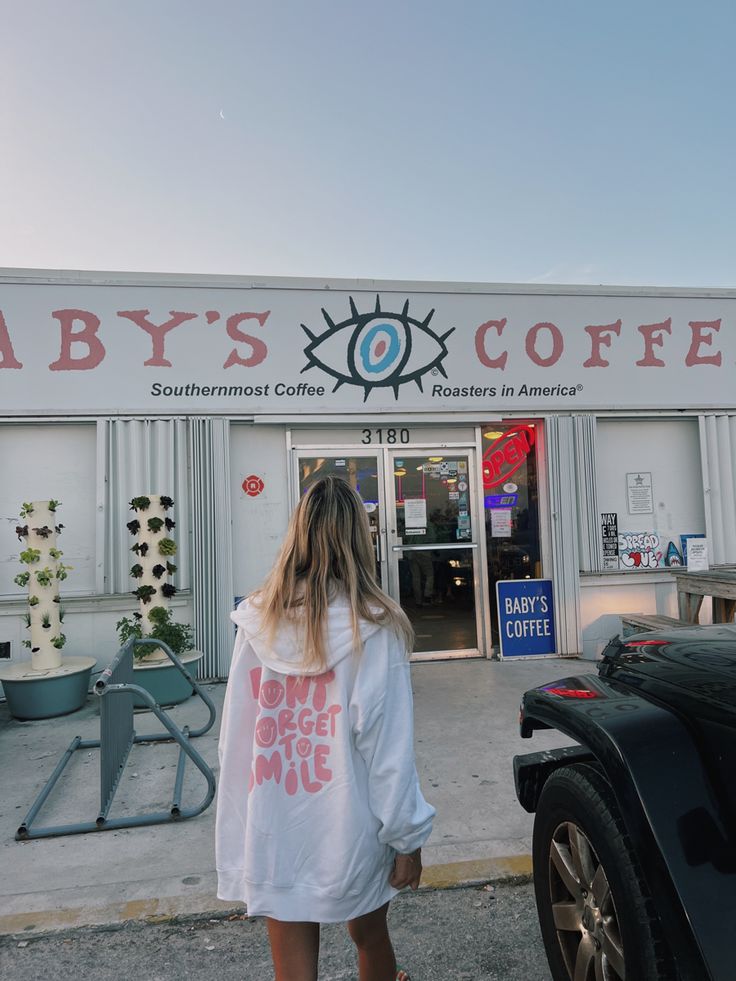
[248, 667, 342, 796]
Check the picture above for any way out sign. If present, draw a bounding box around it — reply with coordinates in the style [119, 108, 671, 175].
[496, 579, 556, 658]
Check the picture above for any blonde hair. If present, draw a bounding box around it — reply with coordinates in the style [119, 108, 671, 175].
[251, 475, 413, 671]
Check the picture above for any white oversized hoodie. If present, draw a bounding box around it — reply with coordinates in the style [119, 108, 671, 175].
[215, 596, 435, 922]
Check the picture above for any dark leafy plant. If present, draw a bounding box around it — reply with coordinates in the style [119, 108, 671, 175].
[52, 594, 61, 603]
[22, 639, 32, 649]
[147, 516, 165, 533]
[131, 542, 149, 556]
[117, 606, 194, 660]
[50, 634, 66, 650]
[166, 561, 177, 575]
[127, 519, 141, 535]
[55, 524, 64, 534]
[164, 518, 176, 531]
[161, 583, 177, 598]
[159, 496, 174, 510]
[15, 524, 28, 540]
[130, 563, 144, 579]
[151, 563, 167, 579]
[133, 584, 157, 604]
[158, 538, 177, 556]
[20, 548, 41, 564]
[130, 496, 151, 511]
[33, 525, 53, 539]
[28, 595, 40, 606]
[14, 572, 30, 588]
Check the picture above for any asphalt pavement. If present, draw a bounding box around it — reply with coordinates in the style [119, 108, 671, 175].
[0, 881, 553, 981]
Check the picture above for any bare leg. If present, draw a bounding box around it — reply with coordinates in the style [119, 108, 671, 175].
[348, 902, 408, 981]
[265, 918, 320, 981]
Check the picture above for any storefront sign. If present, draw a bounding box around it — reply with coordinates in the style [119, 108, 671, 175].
[496, 579, 556, 658]
[601, 512, 619, 570]
[482, 425, 535, 489]
[485, 493, 518, 508]
[2, 277, 736, 414]
[626, 472, 653, 514]
[242, 474, 265, 497]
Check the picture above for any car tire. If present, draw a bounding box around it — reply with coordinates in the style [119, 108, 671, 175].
[532, 763, 677, 981]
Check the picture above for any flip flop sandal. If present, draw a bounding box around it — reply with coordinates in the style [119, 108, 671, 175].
[396, 970, 410, 981]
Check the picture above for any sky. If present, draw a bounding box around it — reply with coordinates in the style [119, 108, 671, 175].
[3, 0, 735, 287]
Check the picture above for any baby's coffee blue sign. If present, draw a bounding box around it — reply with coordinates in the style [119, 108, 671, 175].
[496, 579, 556, 658]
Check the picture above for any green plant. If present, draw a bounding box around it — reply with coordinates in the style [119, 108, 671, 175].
[22, 639, 32, 649]
[130, 496, 151, 511]
[59, 607, 66, 623]
[28, 594, 40, 606]
[130, 563, 144, 578]
[20, 502, 34, 517]
[36, 567, 54, 586]
[158, 537, 177, 556]
[19, 548, 41, 564]
[133, 584, 157, 604]
[117, 607, 194, 661]
[48, 500, 61, 511]
[41, 613, 51, 629]
[14, 572, 30, 588]
[147, 516, 165, 533]
[50, 634, 66, 650]
[49, 547, 63, 560]
[24, 613, 31, 628]
[56, 564, 71, 581]
[131, 541, 149, 556]
[166, 561, 177, 575]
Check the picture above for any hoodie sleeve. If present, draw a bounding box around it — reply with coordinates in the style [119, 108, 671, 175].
[350, 631, 435, 855]
[215, 625, 261, 898]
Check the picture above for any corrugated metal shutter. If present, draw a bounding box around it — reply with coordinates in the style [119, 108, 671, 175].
[100, 418, 190, 594]
[699, 414, 736, 566]
[544, 415, 582, 655]
[574, 415, 601, 572]
[189, 418, 234, 679]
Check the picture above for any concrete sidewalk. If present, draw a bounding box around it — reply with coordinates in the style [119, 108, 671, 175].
[0, 656, 595, 935]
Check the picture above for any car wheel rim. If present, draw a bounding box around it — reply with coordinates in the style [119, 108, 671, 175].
[548, 820, 626, 981]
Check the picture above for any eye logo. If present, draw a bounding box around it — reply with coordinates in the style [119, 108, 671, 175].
[301, 296, 453, 400]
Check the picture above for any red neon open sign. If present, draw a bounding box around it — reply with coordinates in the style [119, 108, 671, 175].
[482, 424, 535, 489]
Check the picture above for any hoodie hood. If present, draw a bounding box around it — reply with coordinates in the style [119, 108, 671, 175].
[231, 596, 383, 675]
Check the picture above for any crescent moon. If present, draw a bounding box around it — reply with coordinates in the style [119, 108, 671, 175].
[219, 109, 225, 120]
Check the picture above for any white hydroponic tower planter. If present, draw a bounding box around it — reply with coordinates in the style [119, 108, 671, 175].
[0, 500, 96, 720]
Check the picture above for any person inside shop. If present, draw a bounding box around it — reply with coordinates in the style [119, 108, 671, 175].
[216, 475, 435, 981]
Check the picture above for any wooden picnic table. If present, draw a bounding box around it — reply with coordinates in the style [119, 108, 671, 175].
[671, 568, 736, 624]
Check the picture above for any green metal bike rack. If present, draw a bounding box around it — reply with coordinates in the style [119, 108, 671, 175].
[16, 637, 217, 840]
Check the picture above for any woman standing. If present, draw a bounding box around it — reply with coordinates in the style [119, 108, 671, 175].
[216, 476, 435, 981]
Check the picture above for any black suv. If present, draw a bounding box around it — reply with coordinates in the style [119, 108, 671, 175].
[514, 626, 736, 981]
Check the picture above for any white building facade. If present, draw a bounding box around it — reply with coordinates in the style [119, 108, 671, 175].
[1, 269, 734, 679]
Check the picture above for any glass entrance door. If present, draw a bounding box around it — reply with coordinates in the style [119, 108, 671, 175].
[297, 454, 387, 589]
[295, 447, 481, 658]
[387, 451, 479, 656]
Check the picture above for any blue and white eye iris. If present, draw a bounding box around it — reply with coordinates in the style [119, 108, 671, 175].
[302, 296, 453, 400]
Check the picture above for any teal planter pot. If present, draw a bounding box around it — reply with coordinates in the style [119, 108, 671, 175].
[0, 656, 96, 721]
[132, 650, 204, 708]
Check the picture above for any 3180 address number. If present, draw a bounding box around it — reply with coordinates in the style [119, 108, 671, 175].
[361, 428, 410, 444]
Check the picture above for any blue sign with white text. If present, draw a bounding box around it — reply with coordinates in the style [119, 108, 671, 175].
[496, 579, 556, 658]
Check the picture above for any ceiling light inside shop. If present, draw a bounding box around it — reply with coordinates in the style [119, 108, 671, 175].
[428, 456, 444, 463]
[483, 431, 504, 440]
[394, 469, 407, 477]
